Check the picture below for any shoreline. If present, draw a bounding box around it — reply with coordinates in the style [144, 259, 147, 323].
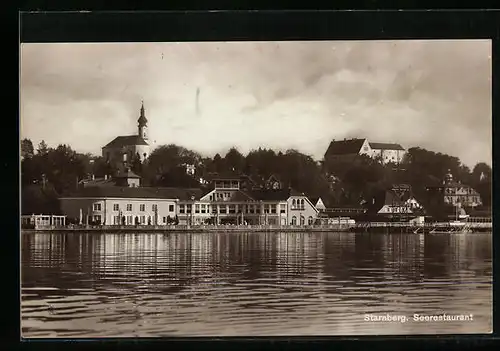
[21, 222, 492, 234]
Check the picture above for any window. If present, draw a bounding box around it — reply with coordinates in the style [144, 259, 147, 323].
[195, 204, 200, 213]
[291, 216, 297, 225]
[140, 215, 146, 224]
[127, 215, 133, 225]
[113, 216, 120, 225]
[280, 204, 286, 214]
[292, 199, 296, 207]
[220, 206, 227, 214]
[126, 204, 132, 211]
[256, 206, 261, 214]
[93, 215, 102, 223]
[163, 216, 166, 223]
[209, 195, 213, 201]
[169, 205, 174, 212]
[271, 205, 277, 214]
[152, 204, 158, 212]
[212, 206, 218, 214]
[201, 204, 206, 213]
[264, 204, 270, 214]
[187, 204, 192, 213]
[179, 205, 185, 214]
[113, 203, 119, 211]
[300, 216, 305, 225]
[249, 205, 254, 214]
[93, 203, 102, 211]
[140, 204, 145, 212]
[308, 216, 314, 225]
[229, 205, 236, 214]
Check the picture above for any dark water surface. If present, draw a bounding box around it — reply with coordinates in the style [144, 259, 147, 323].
[21, 232, 492, 337]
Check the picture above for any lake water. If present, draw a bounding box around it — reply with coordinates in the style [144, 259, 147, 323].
[21, 231, 492, 338]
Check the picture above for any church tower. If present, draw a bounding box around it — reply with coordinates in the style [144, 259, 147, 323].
[138, 101, 148, 141]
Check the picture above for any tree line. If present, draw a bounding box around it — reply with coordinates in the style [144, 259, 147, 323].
[20, 138, 492, 215]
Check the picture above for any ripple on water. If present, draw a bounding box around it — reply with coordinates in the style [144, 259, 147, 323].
[21, 231, 493, 337]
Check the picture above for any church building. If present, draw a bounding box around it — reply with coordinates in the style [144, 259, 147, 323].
[102, 101, 150, 168]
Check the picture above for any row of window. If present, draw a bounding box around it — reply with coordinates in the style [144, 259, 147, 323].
[209, 192, 232, 201]
[179, 204, 287, 214]
[93, 203, 174, 212]
[445, 196, 480, 204]
[445, 187, 477, 195]
[93, 201, 306, 213]
[214, 181, 240, 189]
[111, 215, 177, 225]
[291, 216, 314, 225]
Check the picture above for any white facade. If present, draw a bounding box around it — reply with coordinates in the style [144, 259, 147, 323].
[59, 197, 178, 225]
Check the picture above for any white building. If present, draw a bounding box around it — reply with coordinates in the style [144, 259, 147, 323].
[324, 138, 406, 164]
[101, 101, 150, 166]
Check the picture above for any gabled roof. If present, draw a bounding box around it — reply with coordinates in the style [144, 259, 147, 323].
[103, 135, 149, 149]
[62, 186, 204, 200]
[369, 142, 405, 151]
[116, 169, 141, 179]
[324, 138, 366, 156]
[309, 197, 324, 205]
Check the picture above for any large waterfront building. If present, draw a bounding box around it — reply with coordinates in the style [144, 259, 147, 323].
[324, 138, 406, 164]
[59, 172, 319, 226]
[101, 102, 150, 167]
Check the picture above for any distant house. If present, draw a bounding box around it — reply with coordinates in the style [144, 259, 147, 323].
[324, 138, 406, 164]
[324, 138, 369, 163]
[309, 197, 326, 212]
[368, 142, 406, 164]
[425, 171, 482, 209]
[265, 174, 283, 190]
[367, 184, 424, 216]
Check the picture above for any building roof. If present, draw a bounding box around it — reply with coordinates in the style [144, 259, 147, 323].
[309, 197, 324, 205]
[116, 169, 141, 179]
[103, 135, 149, 149]
[247, 188, 303, 201]
[78, 177, 116, 187]
[324, 138, 366, 157]
[369, 142, 405, 151]
[62, 186, 204, 200]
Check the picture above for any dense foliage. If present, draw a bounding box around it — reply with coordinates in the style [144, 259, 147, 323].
[20, 138, 492, 216]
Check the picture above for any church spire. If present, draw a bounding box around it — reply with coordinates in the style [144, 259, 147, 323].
[138, 100, 147, 126]
[138, 100, 148, 140]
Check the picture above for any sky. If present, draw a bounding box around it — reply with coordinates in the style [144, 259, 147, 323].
[20, 40, 492, 167]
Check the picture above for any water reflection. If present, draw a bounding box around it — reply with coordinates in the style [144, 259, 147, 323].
[21, 232, 492, 337]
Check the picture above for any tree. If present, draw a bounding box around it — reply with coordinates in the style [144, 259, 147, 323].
[224, 147, 246, 172]
[21, 183, 60, 215]
[21, 139, 34, 159]
[131, 153, 143, 176]
[36, 140, 49, 156]
[212, 153, 226, 173]
[470, 162, 492, 207]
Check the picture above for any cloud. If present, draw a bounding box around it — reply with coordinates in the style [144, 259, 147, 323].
[20, 40, 491, 167]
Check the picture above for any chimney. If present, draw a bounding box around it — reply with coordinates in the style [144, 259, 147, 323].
[104, 175, 108, 180]
[91, 174, 95, 180]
